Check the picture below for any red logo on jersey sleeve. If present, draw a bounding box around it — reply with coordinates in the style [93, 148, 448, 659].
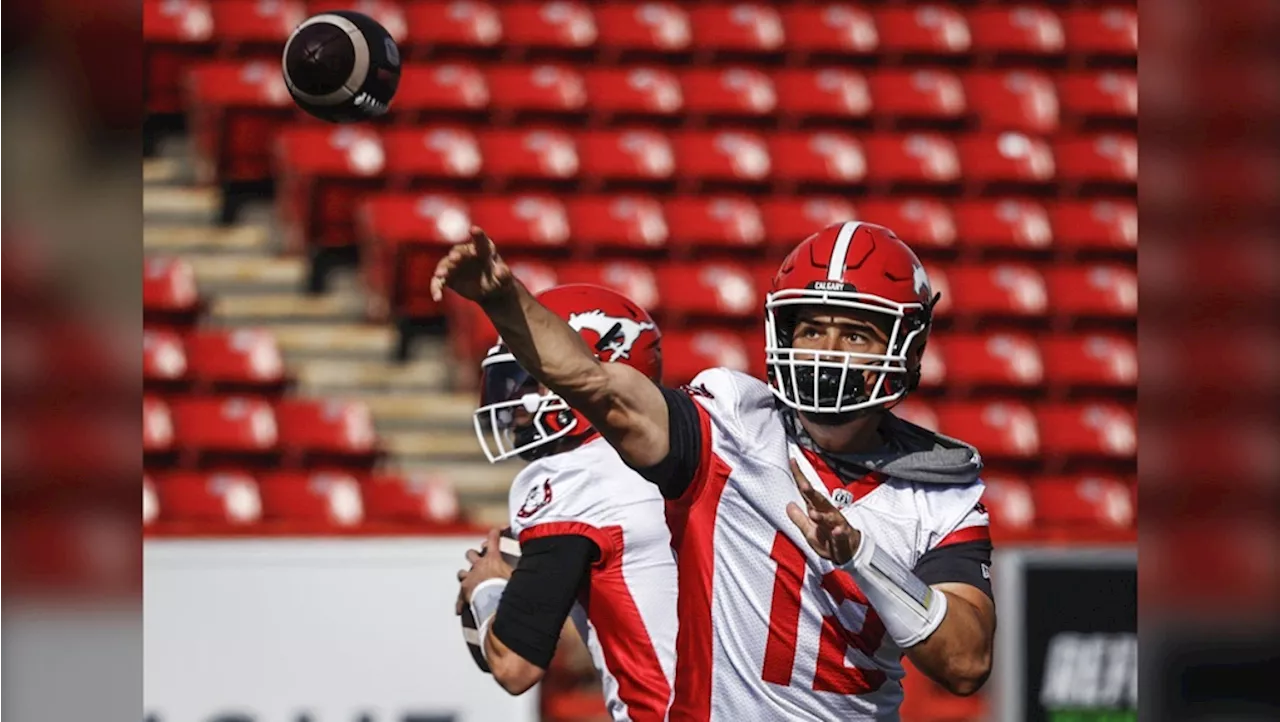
[517, 479, 554, 518]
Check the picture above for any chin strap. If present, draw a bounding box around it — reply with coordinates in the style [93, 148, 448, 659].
[469, 578, 508, 664]
[840, 528, 948, 649]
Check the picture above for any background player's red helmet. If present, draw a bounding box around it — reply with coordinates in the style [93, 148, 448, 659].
[766, 221, 939, 415]
[474, 284, 663, 462]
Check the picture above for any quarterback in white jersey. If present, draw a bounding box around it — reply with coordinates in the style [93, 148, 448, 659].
[457, 284, 677, 722]
[436, 223, 996, 721]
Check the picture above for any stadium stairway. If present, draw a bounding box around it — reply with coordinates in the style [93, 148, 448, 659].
[143, 141, 514, 528]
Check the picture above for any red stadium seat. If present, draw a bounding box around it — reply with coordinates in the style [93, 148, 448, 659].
[593, 2, 692, 53]
[305, 1, 409, 45]
[383, 126, 486, 181]
[656, 263, 760, 324]
[856, 198, 957, 251]
[169, 396, 279, 464]
[486, 64, 588, 114]
[143, 0, 216, 114]
[863, 134, 961, 185]
[674, 131, 773, 183]
[217, 0, 308, 45]
[144, 257, 203, 328]
[1044, 264, 1137, 319]
[479, 128, 580, 181]
[576, 129, 676, 183]
[500, 1, 598, 50]
[932, 333, 1044, 388]
[274, 399, 381, 469]
[773, 68, 872, 121]
[144, 395, 176, 455]
[681, 67, 778, 118]
[953, 199, 1054, 251]
[780, 5, 879, 56]
[1040, 335, 1137, 388]
[916, 337, 947, 389]
[143, 329, 189, 388]
[558, 260, 663, 312]
[402, 0, 503, 51]
[967, 6, 1065, 55]
[583, 67, 684, 118]
[980, 476, 1037, 532]
[946, 264, 1049, 318]
[567, 195, 670, 253]
[259, 471, 365, 526]
[1057, 72, 1138, 120]
[661, 329, 754, 386]
[893, 398, 939, 432]
[689, 4, 786, 54]
[186, 61, 297, 185]
[154, 471, 263, 526]
[664, 196, 766, 253]
[963, 70, 1059, 134]
[935, 401, 1041, 459]
[394, 63, 490, 115]
[760, 197, 858, 253]
[1032, 475, 1135, 529]
[362, 472, 461, 525]
[469, 195, 572, 249]
[274, 126, 388, 252]
[358, 193, 474, 321]
[1048, 200, 1137, 252]
[769, 132, 867, 186]
[186, 329, 289, 394]
[956, 132, 1056, 185]
[867, 69, 967, 121]
[144, 475, 159, 526]
[1062, 7, 1137, 57]
[874, 6, 971, 55]
[1053, 135, 1137, 184]
[1037, 403, 1136, 459]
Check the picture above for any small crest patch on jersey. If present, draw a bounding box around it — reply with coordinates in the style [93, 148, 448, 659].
[830, 488, 854, 508]
[681, 383, 715, 399]
[516, 479, 553, 518]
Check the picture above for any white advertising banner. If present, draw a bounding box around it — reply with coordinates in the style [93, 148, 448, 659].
[144, 537, 539, 722]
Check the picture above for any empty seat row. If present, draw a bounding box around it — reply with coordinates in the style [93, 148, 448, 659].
[144, 327, 291, 394]
[981, 474, 1136, 535]
[144, 395, 383, 469]
[144, 469, 460, 528]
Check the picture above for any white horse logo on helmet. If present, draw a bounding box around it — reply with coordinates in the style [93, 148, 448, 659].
[568, 310, 656, 362]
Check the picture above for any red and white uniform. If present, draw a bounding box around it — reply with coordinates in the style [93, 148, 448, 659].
[508, 436, 679, 722]
[667, 367, 988, 721]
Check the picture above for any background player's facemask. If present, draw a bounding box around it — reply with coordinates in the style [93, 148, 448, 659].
[473, 351, 579, 463]
[764, 292, 930, 416]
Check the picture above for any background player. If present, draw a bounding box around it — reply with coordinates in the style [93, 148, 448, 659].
[435, 223, 996, 720]
[456, 285, 678, 722]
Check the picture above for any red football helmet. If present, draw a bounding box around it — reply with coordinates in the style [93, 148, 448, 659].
[474, 284, 663, 462]
[766, 221, 938, 414]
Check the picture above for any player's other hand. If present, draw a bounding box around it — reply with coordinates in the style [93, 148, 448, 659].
[456, 528, 517, 611]
[786, 459, 862, 565]
[430, 226, 515, 304]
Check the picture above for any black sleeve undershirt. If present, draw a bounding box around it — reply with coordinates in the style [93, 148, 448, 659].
[913, 539, 994, 599]
[490, 534, 599, 669]
[629, 387, 704, 500]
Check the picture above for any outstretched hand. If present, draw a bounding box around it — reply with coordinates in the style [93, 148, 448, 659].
[430, 226, 515, 304]
[785, 458, 862, 565]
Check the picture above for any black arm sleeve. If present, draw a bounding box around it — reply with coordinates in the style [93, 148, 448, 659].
[628, 387, 704, 500]
[913, 540, 994, 600]
[490, 534, 599, 669]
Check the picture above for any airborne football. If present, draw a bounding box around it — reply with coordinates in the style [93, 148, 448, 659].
[282, 11, 401, 123]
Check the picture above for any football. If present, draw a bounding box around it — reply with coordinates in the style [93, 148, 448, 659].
[459, 528, 523, 673]
[282, 11, 401, 123]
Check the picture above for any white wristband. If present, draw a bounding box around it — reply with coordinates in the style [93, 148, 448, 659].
[842, 529, 948, 649]
[469, 578, 508, 663]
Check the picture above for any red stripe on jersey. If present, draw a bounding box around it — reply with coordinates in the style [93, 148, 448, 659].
[519, 521, 617, 568]
[934, 525, 991, 549]
[799, 446, 886, 502]
[665, 401, 731, 722]
[520, 522, 671, 721]
[761, 531, 807, 685]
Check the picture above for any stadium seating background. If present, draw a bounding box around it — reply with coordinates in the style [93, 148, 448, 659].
[142, 1, 1136, 718]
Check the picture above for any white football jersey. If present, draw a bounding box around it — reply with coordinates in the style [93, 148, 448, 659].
[508, 436, 678, 722]
[667, 368, 989, 722]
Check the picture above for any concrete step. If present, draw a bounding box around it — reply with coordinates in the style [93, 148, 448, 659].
[270, 324, 396, 358]
[383, 429, 486, 462]
[189, 255, 305, 290]
[294, 357, 450, 391]
[211, 291, 366, 323]
[342, 392, 476, 427]
[143, 186, 220, 220]
[464, 502, 513, 529]
[398, 461, 517, 494]
[143, 157, 188, 185]
[144, 224, 272, 253]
